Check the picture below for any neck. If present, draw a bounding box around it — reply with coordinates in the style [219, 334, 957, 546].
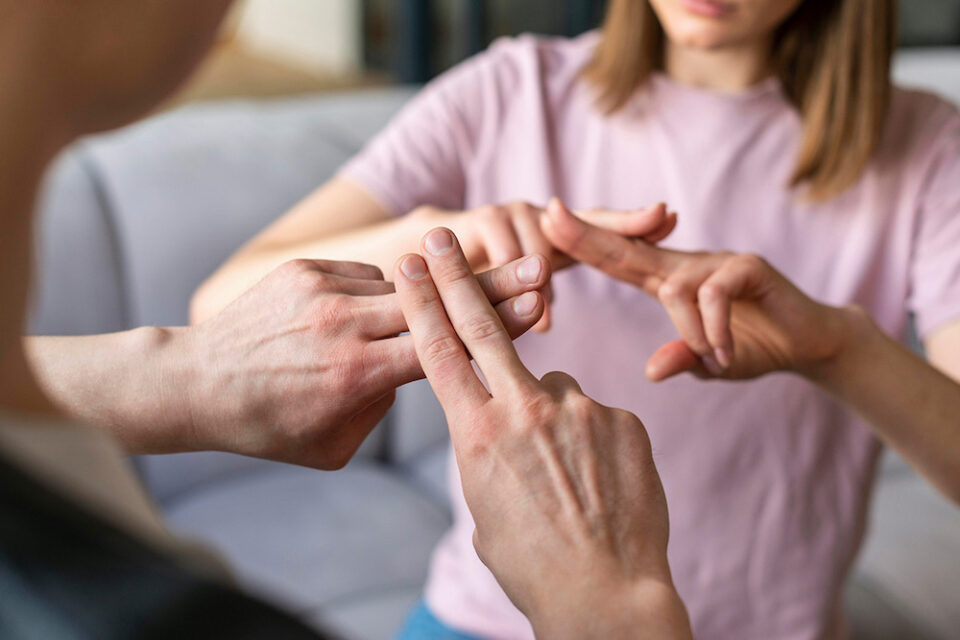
[664, 38, 772, 91]
[0, 44, 75, 416]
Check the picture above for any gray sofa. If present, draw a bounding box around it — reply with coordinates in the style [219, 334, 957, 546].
[30, 50, 960, 640]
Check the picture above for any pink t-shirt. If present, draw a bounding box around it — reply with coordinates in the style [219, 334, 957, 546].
[342, 33, 960, 640]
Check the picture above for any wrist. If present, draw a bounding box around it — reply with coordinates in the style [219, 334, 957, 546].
[528, 574, 691, 640]
[132, 325, 203, 453]
[801, 304, 878, 388]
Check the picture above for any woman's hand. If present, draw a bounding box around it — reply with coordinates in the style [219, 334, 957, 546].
[407, 201, 677, 331]
[541, 198, 850, 382]
[394, 228, 692, 640]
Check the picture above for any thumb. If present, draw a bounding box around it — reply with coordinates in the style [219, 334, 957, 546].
[577, 202, 672, 238]
[645, 340, 705, 381]
[541, 198, 673, 293]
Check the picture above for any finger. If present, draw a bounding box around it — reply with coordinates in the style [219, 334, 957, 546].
[576, 202, 668, 237]
[320, 274, 395, 296]
[646, 340, 707, 381]
[541, 198, 680, 295]
[642, 211, 678, 244]
[421, 228, 539, 395]
[476, 207, 524, 267]
[696, 254, 772, 369]
[540, 370, 583, 394]
[698, 275, 736, 369]
[394, 253, 490, 410]
[657, 267, 713, 356]
[305, 259, 384, 281]
[511, 211, 555, 332]
[475, 254, 551, 302]
[367, 291, 546, 388]
[360, 254, 551, 338]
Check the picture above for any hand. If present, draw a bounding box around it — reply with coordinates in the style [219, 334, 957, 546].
[394, 228, 692, 640]
[541, 198, 850, 381]
[407, 201, 677, 331]
[182, 255, 551, 469]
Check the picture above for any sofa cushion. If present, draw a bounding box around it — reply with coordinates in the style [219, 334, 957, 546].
[162, 460, 451, 639]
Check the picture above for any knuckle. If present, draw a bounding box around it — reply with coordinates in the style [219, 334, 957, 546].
[658, 279, 688, 303]
[323, 292, 354, 318]
[737, 253, 768, 271]
[420, 333, 465, 367]
[566, 393, 599, 421]
[479, 204, 507, 222]
[516, 391, 559, 431]
[459, 312, 504, 343]
[280, 258, 315, 278]
[698, 282, 725, 303]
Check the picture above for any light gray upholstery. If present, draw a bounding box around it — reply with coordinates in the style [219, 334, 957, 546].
[30, 50, 960, 639]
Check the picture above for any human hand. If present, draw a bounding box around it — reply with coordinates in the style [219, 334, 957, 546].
[407, 201, 677, 331]
[394, 228, 692, 640]
[541, 198, 850, 381]
[182, 255, 550, 469]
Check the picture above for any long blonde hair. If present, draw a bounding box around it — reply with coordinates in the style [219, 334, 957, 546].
[583, 0, 898, 200]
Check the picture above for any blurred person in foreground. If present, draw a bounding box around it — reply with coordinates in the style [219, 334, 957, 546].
[0, 1, 690, 638]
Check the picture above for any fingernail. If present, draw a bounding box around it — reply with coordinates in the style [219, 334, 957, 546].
[516, 256, 543, 284]
[715, 347, 732, 369]
[701, 354, 724, 376]
[513, 291, 539, 316]
[424, 229, 453, 256]
[400, 255, 427, 280]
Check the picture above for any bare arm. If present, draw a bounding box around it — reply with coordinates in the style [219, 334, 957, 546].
[543, 198, 960, 505]
[812, 317, 960, 503]
[192, 175, 677, 326]
[29, 257, 550, 468]
[191, 178, 410, 323]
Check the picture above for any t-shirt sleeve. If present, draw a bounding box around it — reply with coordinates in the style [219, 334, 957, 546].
[339, 49, 501, 216]
[907, 102, 960, 338]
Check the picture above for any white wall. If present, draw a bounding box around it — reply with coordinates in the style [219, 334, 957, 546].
[236, 0, 362, 74]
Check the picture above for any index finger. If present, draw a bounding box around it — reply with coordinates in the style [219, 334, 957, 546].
[394, 254, 491, 412]
[420, 228, 539, 397]
[542, 198, 683, 295]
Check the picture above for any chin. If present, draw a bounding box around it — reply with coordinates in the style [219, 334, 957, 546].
[667, 22, 743, 50]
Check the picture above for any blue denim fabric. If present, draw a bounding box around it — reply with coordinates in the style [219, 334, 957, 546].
[394, 600, 484, 640]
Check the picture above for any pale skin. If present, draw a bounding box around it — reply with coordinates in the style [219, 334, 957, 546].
[0, 1, 691, 635]
[194, 0, 960, 505]
[395, 228, 693, 640]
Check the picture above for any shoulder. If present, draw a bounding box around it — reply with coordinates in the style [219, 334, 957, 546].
[885, 87, 960, 160]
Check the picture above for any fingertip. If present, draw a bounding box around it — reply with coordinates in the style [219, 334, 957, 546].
[516, 254, 549, 286]
[397, 254, 428, 281]
[423, 227, 457, 257]
[512, 290, 541, 318]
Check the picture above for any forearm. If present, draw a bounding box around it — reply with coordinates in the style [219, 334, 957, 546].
[528, 577, 692, 640]
[192, 214, 425, 323]
[25, 328, 199, 454]
[809, 307, 960, 503]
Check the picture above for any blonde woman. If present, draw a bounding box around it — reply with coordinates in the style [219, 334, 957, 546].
[195, 1, 960, 638]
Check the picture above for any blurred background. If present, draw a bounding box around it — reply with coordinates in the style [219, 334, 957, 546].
[176, 0, 960, 104]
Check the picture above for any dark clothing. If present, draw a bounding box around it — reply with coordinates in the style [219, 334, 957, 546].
[0, 453, 331, 639]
